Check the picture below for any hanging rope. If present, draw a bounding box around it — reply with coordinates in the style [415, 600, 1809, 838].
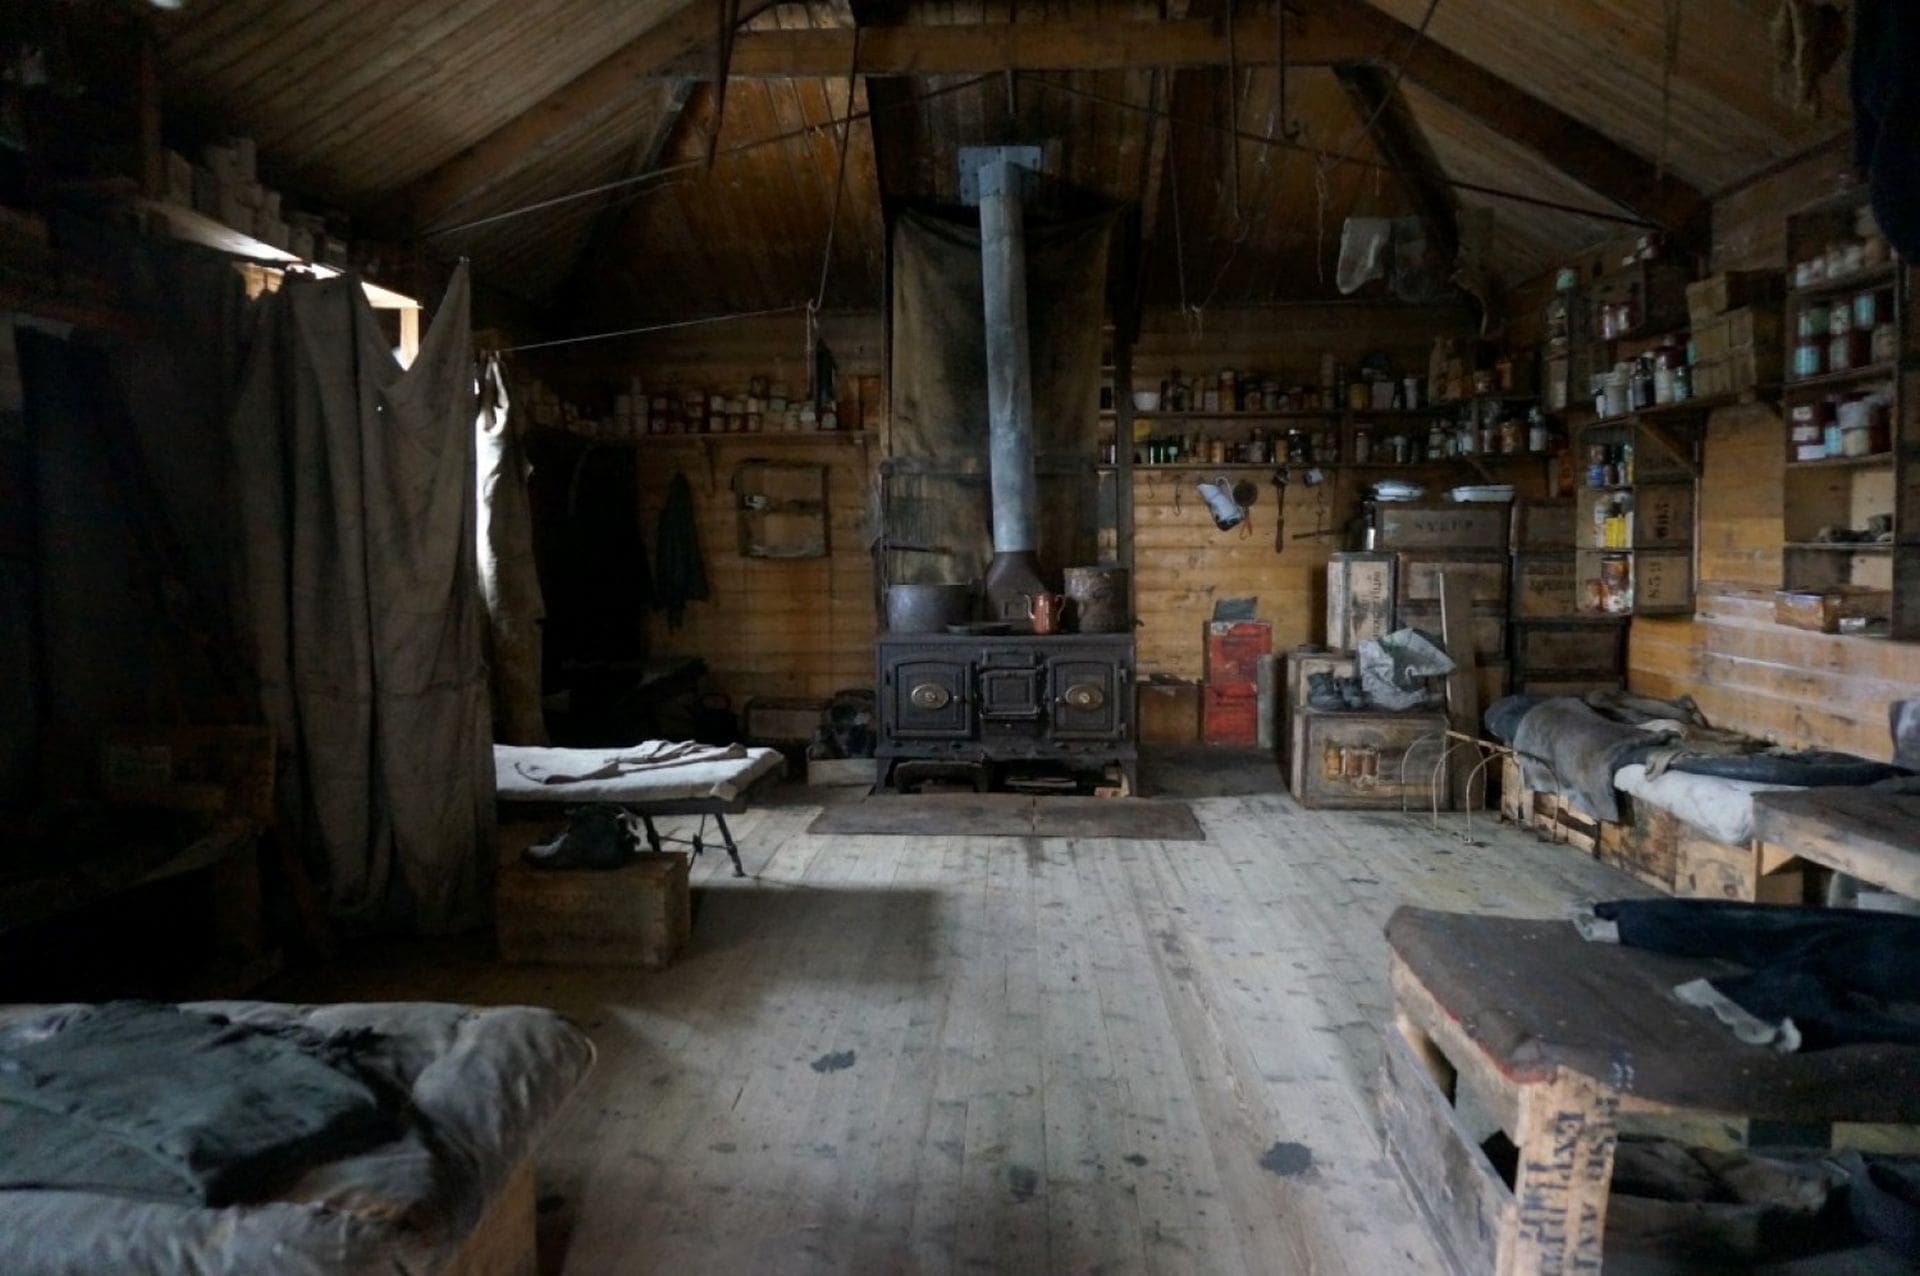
[1275, 0, 1302, 143]
[1226, 0, 1243, 225]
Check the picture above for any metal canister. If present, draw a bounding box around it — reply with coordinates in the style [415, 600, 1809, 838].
[1064, 566, 1131, 633]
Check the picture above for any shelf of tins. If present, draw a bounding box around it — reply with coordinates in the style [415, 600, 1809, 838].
[1779, 186, 1918, 639]
[1571, 413, 1698, 618]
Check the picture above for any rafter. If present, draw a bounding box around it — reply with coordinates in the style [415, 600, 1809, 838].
[555, 79, 699, 305]
[393, 1, 729, 233]
[1332, 0, 1705, 233]
[653, 16, 1365, 78]
[1333, 62, 1459, 281]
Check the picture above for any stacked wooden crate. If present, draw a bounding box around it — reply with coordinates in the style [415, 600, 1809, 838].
[1203, 620, 1271, 745]
[1509, 498, 1628, 695]
[1685, 271, 1785, 398]
[1376, 502, 1511, 704]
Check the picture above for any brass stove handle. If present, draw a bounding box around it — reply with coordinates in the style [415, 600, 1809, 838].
[1058, 682, 1106, 711]
[909, 683, 952, 711]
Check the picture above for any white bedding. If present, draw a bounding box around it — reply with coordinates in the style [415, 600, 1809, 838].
[494, 742, 785, 805]
[1613, 763, 1805, 846]
[0, 1000, 593, 1276]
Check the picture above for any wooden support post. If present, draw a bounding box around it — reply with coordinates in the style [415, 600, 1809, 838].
[1438, 571, 1481, 810]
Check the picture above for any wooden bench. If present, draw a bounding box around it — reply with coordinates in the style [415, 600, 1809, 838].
[1380, 907, 1920, 1275]
[1752, 788, 1920, 903]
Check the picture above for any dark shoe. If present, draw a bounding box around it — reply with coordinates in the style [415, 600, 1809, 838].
[1307, 671, 1346, 711]
[523, 806, 634, 870]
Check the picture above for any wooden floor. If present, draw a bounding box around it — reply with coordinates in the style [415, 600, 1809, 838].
[280, 750, 1646, 1275]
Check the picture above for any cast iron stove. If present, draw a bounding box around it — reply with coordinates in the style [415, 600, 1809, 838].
[875, 632, 1136, 792]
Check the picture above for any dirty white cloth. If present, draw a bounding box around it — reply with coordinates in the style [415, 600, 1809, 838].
[495, 742, 785, 805]
[0, 1000, 593, 1276]
[474, 354, 546, 746]
[1614, 763, 1805, 846]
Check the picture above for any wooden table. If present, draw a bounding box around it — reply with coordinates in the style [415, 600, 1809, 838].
[1379, 906, 1920, 1275]
[1751, 788, 1920, 900]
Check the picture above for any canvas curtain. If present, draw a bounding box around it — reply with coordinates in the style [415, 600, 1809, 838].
[883, 205, 1115, 588]
[228, 263, 493, 934]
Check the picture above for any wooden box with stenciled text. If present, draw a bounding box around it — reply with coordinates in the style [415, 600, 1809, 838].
[1287, 707, 1450, 810]
[1327, 552, 1396, 650]
[1373, 502, 1511, 552]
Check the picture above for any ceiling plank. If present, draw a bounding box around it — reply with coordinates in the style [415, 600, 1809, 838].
[653, 16, 1375, 77]
[393, 0, 722, 232]
[1333, 62, 1459, 278]
[1333, 0, 1705, 234]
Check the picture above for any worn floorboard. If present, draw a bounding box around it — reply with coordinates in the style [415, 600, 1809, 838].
[274, 750, 1645, 1274]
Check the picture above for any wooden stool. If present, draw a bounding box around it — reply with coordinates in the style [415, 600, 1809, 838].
[1379, 907, 1920, 1275]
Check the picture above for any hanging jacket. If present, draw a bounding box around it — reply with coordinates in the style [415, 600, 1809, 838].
[653, 470, 709, 630]
[1854, 0, 1920, 257]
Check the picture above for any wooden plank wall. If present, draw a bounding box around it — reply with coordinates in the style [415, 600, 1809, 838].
[1126, 304, 1475, 689]
[1626, 140, 1920, 761]
[532, 303, 1493, 728]
[538, 311, 884, 707]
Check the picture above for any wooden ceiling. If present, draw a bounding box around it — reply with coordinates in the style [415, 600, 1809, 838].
[152, 0, 1850, 322]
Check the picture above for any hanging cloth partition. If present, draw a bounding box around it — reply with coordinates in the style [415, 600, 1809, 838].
[883, 205, 1115, 589]
[229, 263, 493, 934]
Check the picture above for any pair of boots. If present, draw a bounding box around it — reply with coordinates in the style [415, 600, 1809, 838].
[522, 807, 635, 870]
[1307, 671, 1369, 712]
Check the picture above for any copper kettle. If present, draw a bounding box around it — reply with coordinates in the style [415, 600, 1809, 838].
[1023, 591, 1067, 635]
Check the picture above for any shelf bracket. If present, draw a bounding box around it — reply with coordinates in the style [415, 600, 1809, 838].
[1637, 417, 1699, 478]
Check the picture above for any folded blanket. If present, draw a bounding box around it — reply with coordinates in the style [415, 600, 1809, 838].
[1512, 698, 1674, 822]
[0, 1002, 399, 1205]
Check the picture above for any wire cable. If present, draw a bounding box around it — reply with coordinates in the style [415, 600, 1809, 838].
[491, 303, 810, 354]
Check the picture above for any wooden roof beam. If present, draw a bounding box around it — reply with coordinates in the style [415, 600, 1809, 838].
[654, 16, 1371, 77]
[1333, 0, 1706, 234]
[394, 0, 740, 233]
[555, 79, 700, 305]
[1333, 63, 1459, 281]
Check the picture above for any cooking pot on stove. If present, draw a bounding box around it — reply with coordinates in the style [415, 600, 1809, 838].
[885, 582, 975, 634]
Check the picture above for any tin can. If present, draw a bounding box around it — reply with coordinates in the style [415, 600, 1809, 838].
[1792, 340, 1826, 380]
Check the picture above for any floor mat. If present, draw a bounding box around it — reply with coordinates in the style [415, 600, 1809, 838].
[807, 794, 1205, 841]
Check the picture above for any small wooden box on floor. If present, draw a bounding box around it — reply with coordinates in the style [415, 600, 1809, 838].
[1289, 708, 1449, 810]
[496, 817, 692, 967]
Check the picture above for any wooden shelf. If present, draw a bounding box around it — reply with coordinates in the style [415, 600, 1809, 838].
[1785, 451, 1895, 471]
[1128, 409, 1342, 422]
[538, 430, 878, 446]
[1784, 541, 1893, 553]
[1785, 264, 1899, 302]
[1100, 457, 1546, 473]
[1782, 361, 1902, 397]
[1579, 389, 1771, 432]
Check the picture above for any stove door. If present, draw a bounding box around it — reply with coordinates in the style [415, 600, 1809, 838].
[886, 658, 974, 739]
[978, 665, 1045, 724]
[1049, 655, 1125, 740]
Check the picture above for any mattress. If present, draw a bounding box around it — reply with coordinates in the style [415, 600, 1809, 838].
[0, 1001, 593, 1276]
[1614, 763, 1805, 847]
[495, 742, 785, 805]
